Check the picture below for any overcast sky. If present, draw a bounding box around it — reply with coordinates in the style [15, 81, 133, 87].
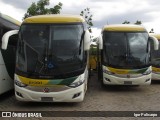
[0, 0, 160, 37]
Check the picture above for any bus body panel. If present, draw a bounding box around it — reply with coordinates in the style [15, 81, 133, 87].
[23, 15, 85, 24]
[0, 51, 13, 95]
[102, 65, 151, 85]
[15, 82, 85, 102]
[103, 74, 151, 85]
[102, 24, 146, 32]
[14, 67, 88, 102]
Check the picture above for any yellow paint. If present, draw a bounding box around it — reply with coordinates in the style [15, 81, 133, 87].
[18, 75, 49, 86]
[89, 56, 97, 70]
[24, 14, 85, 23]
[152, 67, 160, 72]
[150, 33, 160, 40]
[107, 67, 129, 74]
[103, 24, 146, 32]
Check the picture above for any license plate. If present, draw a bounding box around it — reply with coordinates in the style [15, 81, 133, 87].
[124, 81, 132, 85]
[41, 97, 53, 102]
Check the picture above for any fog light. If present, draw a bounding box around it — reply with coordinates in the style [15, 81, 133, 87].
[145, 78, 150, 82]
[72, 92, 81, 99]
[105, 78, 111, 82]
[16, 91, 23, 98]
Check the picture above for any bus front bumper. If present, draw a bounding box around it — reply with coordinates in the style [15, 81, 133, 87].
[103, 73, 151, 85]
[15, 84, 85, 102]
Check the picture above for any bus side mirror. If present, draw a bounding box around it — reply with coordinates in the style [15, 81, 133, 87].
[1, 30, 19, 50]
[84, 30, 91, 50]
[149, 36, 159, 50]
[98, 35, 103, 49]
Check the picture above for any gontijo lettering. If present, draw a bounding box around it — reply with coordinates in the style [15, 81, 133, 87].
[29, 81, 42, 85]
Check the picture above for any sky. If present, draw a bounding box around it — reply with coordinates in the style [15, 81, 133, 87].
[0, 0, 160, 38]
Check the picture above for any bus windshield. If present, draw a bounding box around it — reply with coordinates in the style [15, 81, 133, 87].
[103, 32, 149, 69]
[151, 40, 160, 67]
[16, 23, 85, 78]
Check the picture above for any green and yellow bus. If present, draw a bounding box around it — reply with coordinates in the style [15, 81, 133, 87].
[150, 34, 160, 80]
[2, 14, 90, 102]
[98, 24, 159, 86]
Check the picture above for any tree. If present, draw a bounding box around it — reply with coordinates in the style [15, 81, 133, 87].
[122, 20, 142, 25]
[134, 20, 142, 25]
[80, 7, 93, 33]
[149, 28, 154, 33]
[23, 0, 62, 20]
[122, 20, 130, 24]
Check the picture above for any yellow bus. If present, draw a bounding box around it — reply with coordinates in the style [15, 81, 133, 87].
[0, 13, 20, 95]
[98, 24, 159, 86]
[2, 14, 90, 102]
[150, 34, 160, 80]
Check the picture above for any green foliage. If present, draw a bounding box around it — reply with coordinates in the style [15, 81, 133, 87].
[122, 20, 130, 24]
[149, 28, 154, 33]
[80, 7, 93, 33]
[122, 20, 142, 25]
[23, 0, 62, 20]
[134, 20, 142, 25]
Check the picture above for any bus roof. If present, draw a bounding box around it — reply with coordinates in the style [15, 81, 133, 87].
[149, 33, 160, 40]
[23, 14, 85, 24]
[102, 24, 146, 32]
[0, 12, 21, 29]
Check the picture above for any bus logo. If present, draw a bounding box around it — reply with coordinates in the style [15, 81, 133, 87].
[43, 88, 50, 93]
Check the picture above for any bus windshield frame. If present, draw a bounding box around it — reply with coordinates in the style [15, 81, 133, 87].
[102, 31, 150, 69]
[15, 23, 87, 79]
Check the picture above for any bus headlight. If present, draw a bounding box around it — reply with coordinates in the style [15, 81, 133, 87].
[103, 69, 115, 75]
[143, 69, 151, 75]
[68, 79, 85, 88]
[15, 80, 27, 87]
